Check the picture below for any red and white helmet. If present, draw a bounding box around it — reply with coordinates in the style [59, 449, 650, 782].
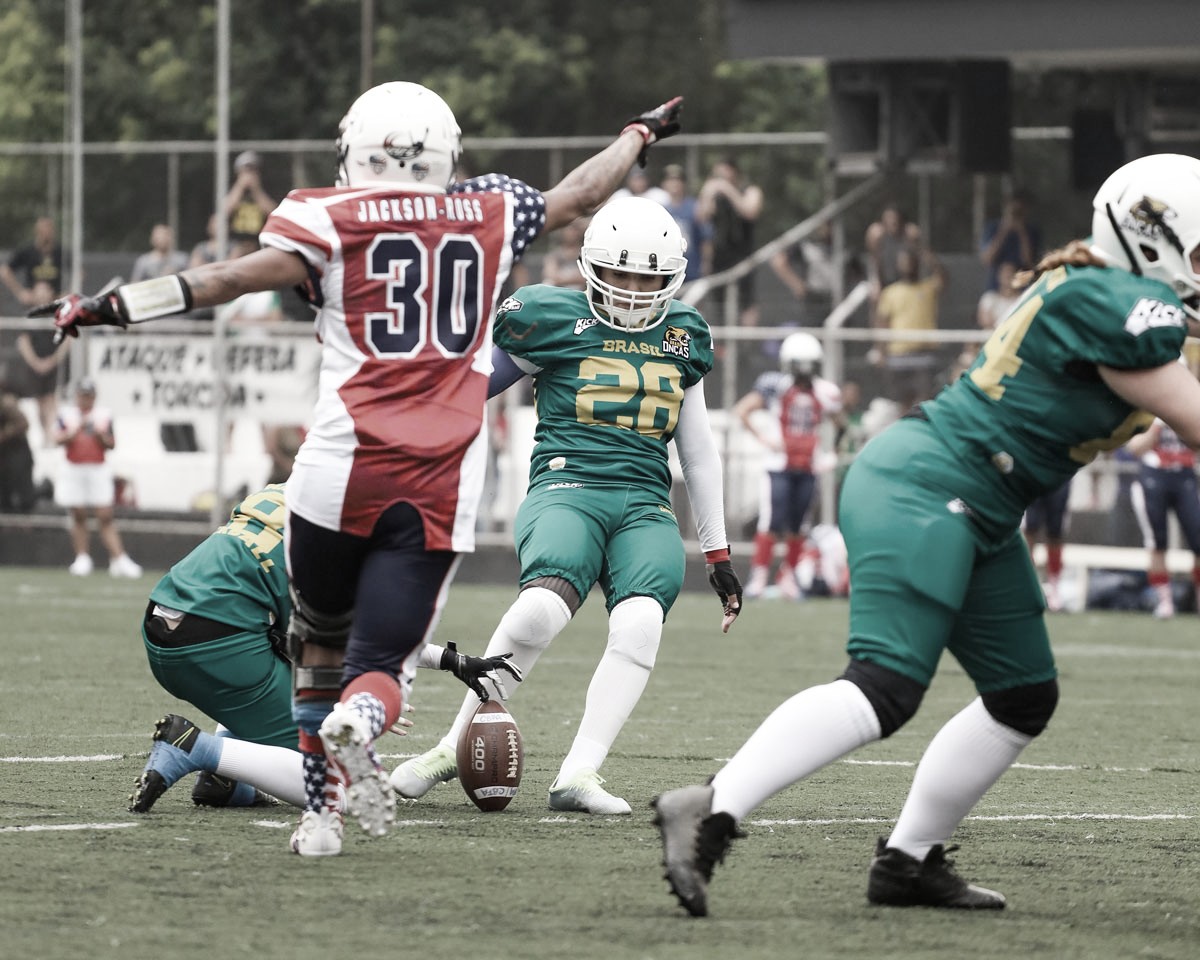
[335, 81, 461, 192]
[577, 196, 688, 331]
[1091, 153, 1200, 320]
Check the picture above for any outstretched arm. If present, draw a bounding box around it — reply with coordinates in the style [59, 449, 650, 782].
[542, 97, 682, 232]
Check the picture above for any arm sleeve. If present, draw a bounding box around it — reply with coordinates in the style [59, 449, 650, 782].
[416, 643, 444, 670]
[673, 382, 729, 553]
[487, 346, 533, 398]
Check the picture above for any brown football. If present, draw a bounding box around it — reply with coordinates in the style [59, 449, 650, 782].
[456, 699, 524, 812]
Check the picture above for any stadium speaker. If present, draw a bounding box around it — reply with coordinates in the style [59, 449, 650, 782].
[953, 61, 1011, 173]
[1072, 110, 1125, 192]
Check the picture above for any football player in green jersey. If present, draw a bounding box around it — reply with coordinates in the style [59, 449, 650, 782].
[653, 153, 1200, 917]
[393, 196, 742, 814]
[129, 484, 521, 813]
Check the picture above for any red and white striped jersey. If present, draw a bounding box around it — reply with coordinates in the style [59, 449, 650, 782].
[260, 175, 546, 549]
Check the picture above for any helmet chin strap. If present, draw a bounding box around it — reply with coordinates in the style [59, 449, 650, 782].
[1105, 203, 1142, 276]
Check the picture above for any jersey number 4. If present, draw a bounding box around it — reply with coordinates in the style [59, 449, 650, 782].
[364, 234, 485, 359]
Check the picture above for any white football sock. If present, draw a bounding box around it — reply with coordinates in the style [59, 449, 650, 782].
[437, 586, 572, 751]
[886, 697, 1031, 861]
[213, 737, 307, 808]
[711, 679, 881, 821]
[556, 596, 662, 783]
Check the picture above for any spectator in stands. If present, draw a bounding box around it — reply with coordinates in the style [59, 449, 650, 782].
[224, 150, 275, 242]
[2, 279, 68, 444]
[660, 164, 706, 282]
[612, 167, 669, 206]
[189, 214, 222, 269]
[697, 157, 763, 326]
[864, 201, 922, 301]
[975, 260, 1022, 331]
[979, 189, 1041, 292]
[540, 218, 589, 290]
[1023, 480, 1072, 612]
[770, 220, 838, 324]
[1, 215, 63, 308]
[131, 223, 189, 283]
[1, 219, 69, 440]
[54, 378, 142, 578]
[0, 386, 36, 512]
[1126, 418, 1200, 619]
[870, 246, 947, 407]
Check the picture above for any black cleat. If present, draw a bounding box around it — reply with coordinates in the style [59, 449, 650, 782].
[651, 784, 744, 917]
[867, 837, 1006, 909]
[128, 714, 203, 813]
[191, 771, 277, 808]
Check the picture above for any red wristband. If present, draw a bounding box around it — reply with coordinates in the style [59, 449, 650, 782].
[621, 122, 653, 145]
[704, 547, 730, 564]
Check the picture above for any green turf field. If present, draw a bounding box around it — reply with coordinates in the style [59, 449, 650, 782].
[2, 567, 1198, 960]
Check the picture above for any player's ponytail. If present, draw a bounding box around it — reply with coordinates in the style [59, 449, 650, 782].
[1013, 240, 1107, 290]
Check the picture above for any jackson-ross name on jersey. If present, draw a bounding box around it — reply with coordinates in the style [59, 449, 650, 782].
[356, 195, 486, 224]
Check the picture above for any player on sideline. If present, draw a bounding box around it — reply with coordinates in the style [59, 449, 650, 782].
[651, 153, 1200, 916]
[733, 331, 841, 600]
[34, 81, 683, 856]
[1127, 416, 1200, 618]
[392, 196, 742, 815]
[128, 483, 520, 813]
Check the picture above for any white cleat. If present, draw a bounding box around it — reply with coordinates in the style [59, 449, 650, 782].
[744, 566, 769, 600]
[69, 554, 93, 576]
[109, 554, 143, 578]
[319, 702, 395, 838]
[548, 769, 632, 815]
[290, 808, 344, 857]
[390, 744, 457, 800]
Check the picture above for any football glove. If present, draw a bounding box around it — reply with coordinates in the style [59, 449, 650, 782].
[621, 95, 683, 167]
[705, 548, 743, 634]
[440, 641, 524, 701]
[28, 275, 192, 343]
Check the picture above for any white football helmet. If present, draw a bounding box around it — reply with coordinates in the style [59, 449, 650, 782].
[1091, 153, 1200, 320]
[335, 81, 461, 192]
[578, 197, 688, 331]
[779, 331, 823, 378]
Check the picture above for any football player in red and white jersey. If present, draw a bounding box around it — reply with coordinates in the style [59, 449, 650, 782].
[36, 81, 683, 856]
[733, 331, 841, 600]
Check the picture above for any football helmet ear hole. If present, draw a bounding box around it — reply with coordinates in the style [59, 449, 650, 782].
[1140, 244, 1160, 263]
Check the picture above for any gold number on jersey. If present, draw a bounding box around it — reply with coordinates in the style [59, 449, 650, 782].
[970, 293, 1041, 400]
[576, 357, 683, 438]
[1069, 409, 1155, 464]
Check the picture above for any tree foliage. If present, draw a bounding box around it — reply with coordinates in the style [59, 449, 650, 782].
[0, 0, 823, 252]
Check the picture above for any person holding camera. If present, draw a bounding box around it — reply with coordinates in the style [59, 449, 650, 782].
[54, 378, 141, 578]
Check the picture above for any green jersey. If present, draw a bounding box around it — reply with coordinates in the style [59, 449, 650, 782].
[922, 264, 1188, 533]
[494, 285, 714, 497]
[150, 484, 289, 631]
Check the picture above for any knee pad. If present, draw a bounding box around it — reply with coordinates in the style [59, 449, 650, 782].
[286, 586, 353, 659]
[523, 575, 582, 616]
[501, 584, 573, 653]
[606, 596, 664, 671]
[981, 679, 1059, 737]
[840, 658, 926, 739]
[287, 588, 353, 695]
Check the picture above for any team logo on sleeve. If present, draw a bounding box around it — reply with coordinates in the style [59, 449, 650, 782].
[498, 295, 524, 314]
[574, 317, 599, 334]
[1124, 297, 1185, 336]
[661, 325, 692, 359]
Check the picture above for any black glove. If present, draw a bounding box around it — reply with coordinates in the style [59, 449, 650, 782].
[28, 292, 128, 343]
[440, 640, 524, 701]
[706, 558, 743, 634]
[622, 95, 683, 167]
